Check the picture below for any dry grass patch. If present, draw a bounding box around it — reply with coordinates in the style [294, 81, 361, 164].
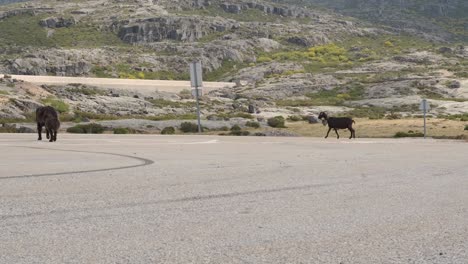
[285, 118, 468, 138]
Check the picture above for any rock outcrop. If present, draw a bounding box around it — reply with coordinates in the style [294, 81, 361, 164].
[0, 7, 54, 20]
[115, 16, 240, 43]
[219, 2, 312, 18]
[39, 17, 75, 28]
[7, 56, 92, 76]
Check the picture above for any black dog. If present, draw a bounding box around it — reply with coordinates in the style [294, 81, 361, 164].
[36, 106, 60, 142]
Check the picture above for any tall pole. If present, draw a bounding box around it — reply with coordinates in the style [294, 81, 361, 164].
[193, 65, 202, 133]
[423, 99, 427, 139]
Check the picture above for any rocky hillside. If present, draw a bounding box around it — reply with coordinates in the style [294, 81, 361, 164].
[0, 0, 467, 126]
[285, 0, 468, 42]
[0, 0, 371, 80]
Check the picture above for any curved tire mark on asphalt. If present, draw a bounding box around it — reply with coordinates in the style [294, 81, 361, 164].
[1, 146, 154, 180]
[1, 180, 358, 222]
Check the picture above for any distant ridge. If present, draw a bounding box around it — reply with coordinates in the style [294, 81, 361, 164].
[0, 0, 28, 5]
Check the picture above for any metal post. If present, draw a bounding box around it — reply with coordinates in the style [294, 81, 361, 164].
[423, 99, 427, 139]
[193, 66, 202, 133]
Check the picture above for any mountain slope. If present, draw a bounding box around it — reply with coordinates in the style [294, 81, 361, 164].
[0, 0, 466, 122]
[282, 0, 468, 42]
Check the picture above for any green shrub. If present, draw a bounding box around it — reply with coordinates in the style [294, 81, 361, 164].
[287, 115, 302, 122]
[149, 113, 198, 121]
[113, 128, 128, 134]
[180, 122, 199, 133]
[66, 126, 84, 133]
[336, 93, 351, 100]
[394, 131, 424, 138]
[179, 89, 192, 99]
[245, 121, 260, 128]
[161, 127, 176, 135]
[113, 127, 136, 134]
[384, 40, 394, 47]
[208, 112, 254, 120]
[257, 56, 273, 63]
[40, 97, 70, 113]
[67, 123, 105, 134]
[229, 130, 242, 136]
[442, 113, 468, 121]
[241, 131, 250, 136]
[267, 116, 286, 128]
[229, 130, 250, 136]
[88, 124, 105, 134]
[219, 126, 230, 131]
[229, 112, 254, 119]
[58, 113, 76, 122]
[228, 124, 250, 136]
[230, 124, 241, 131]
[465, 125, 468, 131]
[254, 132, 266, 136]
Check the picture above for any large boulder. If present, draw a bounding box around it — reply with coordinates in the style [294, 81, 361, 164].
[307, 115, 320, 124]
[39, 17, 76, 28]
[287, 36, 312, 47]
[17, 126, 35, 133]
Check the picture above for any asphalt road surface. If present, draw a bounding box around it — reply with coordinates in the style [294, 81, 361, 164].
[1, 134, 467, 264]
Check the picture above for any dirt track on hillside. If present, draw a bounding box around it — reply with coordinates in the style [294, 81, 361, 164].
[5, 74, 235, 93]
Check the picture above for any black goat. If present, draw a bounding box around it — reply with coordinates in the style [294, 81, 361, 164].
[318, 112, 355, 139]
[36, 106, 60, 142]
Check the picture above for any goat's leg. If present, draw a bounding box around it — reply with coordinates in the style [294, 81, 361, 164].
[325, 127, 332, 138]
[334, 128, 340, 139]
[37, 123, 42, 140]
[46, 128, 50, 139]
[352, 128, 356, 139]
[54, 130, 58, 142]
